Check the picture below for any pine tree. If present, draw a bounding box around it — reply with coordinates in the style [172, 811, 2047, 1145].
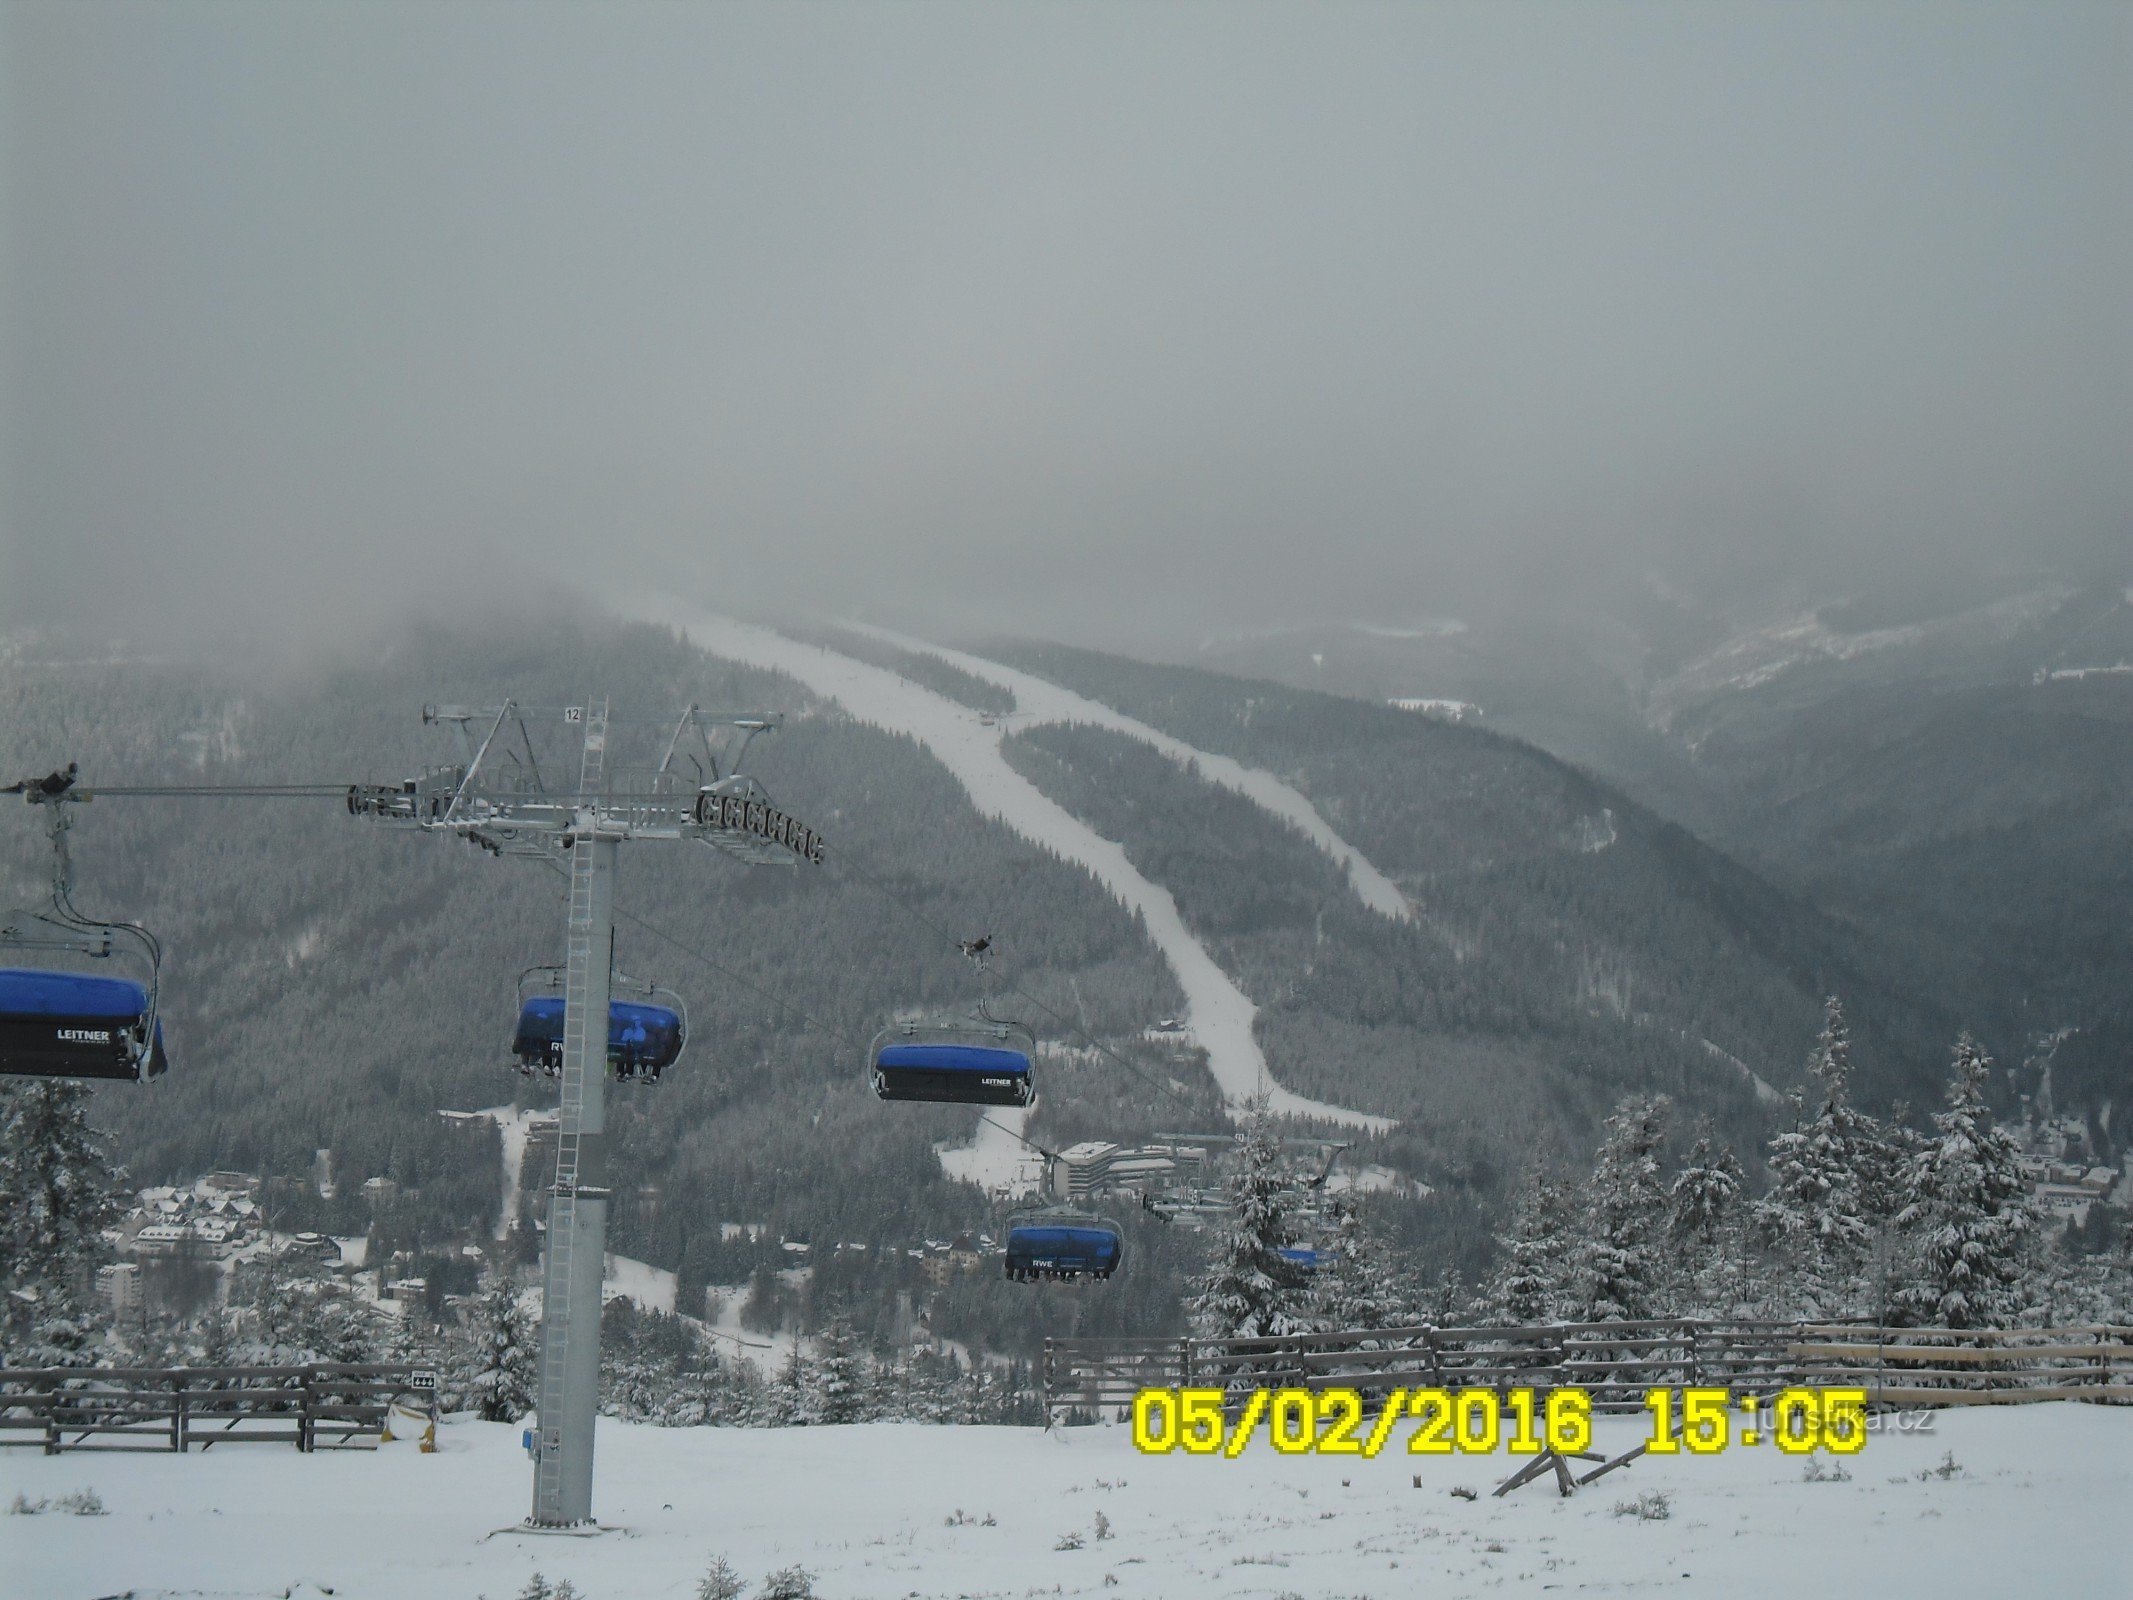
[311, 1294, 379, 1365]
[772, 1338, 810, 1425]
[1575, 1095, 1671, 1322]
[1896, 1035, 2035, 1330]
[1754, 997, 1897, 1311]
[470, 1271, 537, 1421]
[902, 1347, 958, 1423]
[1667, 1123, 1747, 1315]
[1486, 1157, 1577, 1324]
[1191, 1100, 1311, 1344]
[0, 1079, 125, 1358]
[811, 1317, 865, 1424]
[668, 1339, 727, 1428]
[1313, 1194, 1407, 1334]
[696, 1555, 746, 1600]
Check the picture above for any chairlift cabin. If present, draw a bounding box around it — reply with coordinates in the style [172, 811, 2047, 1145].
[0, 968, 168, 1081]
[1278, 1245, 1330, 1273]
[1004, 1208, 1124, 1282]
[510, 967, 687, 1083]
[1, 783, 167, 1082]
[870, 1020, 1035, 1107]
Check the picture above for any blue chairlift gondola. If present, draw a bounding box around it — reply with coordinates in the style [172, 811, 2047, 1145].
[1004, 1208, 1124, 1282]
[1278, 1245, 1330, 1272]
[870, 1019, 1035, 1107]
[510, 966, 687, 1083]
[1, 780, 167, 1082]
[0, 968, 168, 1081]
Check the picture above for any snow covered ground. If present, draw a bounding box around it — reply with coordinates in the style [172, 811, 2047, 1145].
[934, 1105, 1046, 1197]
[4, 1403, 2125, 1598]
[603, 1253, 679, 1316]
[851, 623, 1415, 923]
[643, 607, 1392, 1134]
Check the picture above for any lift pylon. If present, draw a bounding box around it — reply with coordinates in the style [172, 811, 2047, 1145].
[350, 697, 818, 1529]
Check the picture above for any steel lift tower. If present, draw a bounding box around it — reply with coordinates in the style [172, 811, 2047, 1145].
[348, 700, 822, 1528]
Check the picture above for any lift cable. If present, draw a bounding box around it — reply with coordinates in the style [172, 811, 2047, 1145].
[67, 783, 357, 799]
[16, 766, 1171, 1153]
[526, 855, 1070, 1169]
[823, 842, 1207, 1119]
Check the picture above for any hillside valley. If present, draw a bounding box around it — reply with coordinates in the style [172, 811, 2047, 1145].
[2, 608, 1998, 1351]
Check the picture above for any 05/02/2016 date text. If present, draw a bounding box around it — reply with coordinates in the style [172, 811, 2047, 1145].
[1130, 1385, 1871, 1459]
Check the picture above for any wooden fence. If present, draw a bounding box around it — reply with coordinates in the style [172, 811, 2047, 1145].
[0, 1364, 428, 1454]
[1044, 1320, 2133, 1417]
[1790, 1324, 2133, 1406]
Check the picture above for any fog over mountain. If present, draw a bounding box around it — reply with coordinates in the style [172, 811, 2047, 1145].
[4, 2, 2127, 655]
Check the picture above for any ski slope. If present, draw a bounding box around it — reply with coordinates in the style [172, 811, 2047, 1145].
[3, 1404, 2123, 1599]
[851, 623, 1416, 922]
[473, 1104, 545, 1242]
[648, 608, 1393, 1133]
[935, 1105, 1046, 1196]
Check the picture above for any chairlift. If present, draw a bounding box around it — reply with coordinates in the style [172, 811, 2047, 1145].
[1004, 1207, 1124, 1282]
[870, 933, 1035, 1107]
[510, 965, 687, 1083]
[1278, 1244, 1331, 1273]
[869, 1019, 1036, 1107]
[0, 779, 166, 1082]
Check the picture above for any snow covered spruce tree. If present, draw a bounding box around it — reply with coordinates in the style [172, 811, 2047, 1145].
[1313, 1193, 1408, 1335]
[1667, 1122, 1748, 1315]
[1192, 1099, 1312, 1379]
[0, 1079, 125, 1363]
[1574, 1094, 1672, 1323]
[810, 1316, 868, 1424]
[1895, 1035, 2036, 1330]
[469, 1270, 537, 1421]
[1486, 1156, 1578, 1324]
[771, 1338, 811, 1425]
[1754, 996, 1899, 1314]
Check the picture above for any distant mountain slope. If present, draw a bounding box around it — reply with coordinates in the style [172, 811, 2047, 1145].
[667, 614, 1390, 1130]
[1168, 576, 2133, 1155]
[1658, 587, 2133, 1126]
[967, 641, 1954, 1138]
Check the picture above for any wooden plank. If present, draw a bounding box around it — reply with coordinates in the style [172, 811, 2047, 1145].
[1802, 1365, 2108, 1384]
[1868, 1384, 2133, 1406]
[1791, 1342, 2130, 1364]
[1799, 1326, 2131, 1344]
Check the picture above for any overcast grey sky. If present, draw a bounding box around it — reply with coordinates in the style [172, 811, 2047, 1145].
[3, 1, 2127, 650]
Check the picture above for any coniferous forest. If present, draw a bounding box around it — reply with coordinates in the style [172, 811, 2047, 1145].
[2, 612, 2127, 1409]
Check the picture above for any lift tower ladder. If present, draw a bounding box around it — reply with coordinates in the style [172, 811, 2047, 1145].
[348, 698, 821, 1528]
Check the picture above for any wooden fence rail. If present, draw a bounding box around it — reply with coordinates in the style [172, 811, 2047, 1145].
[1044, 1322, 2133, 1417]
[0, 1364, 427, 1454]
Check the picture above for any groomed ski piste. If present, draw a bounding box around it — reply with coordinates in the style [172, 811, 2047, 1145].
[640, 605, 1394, 1134]
[4, 1403, 2124, 1598]
[846, 622, 1416, 923]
